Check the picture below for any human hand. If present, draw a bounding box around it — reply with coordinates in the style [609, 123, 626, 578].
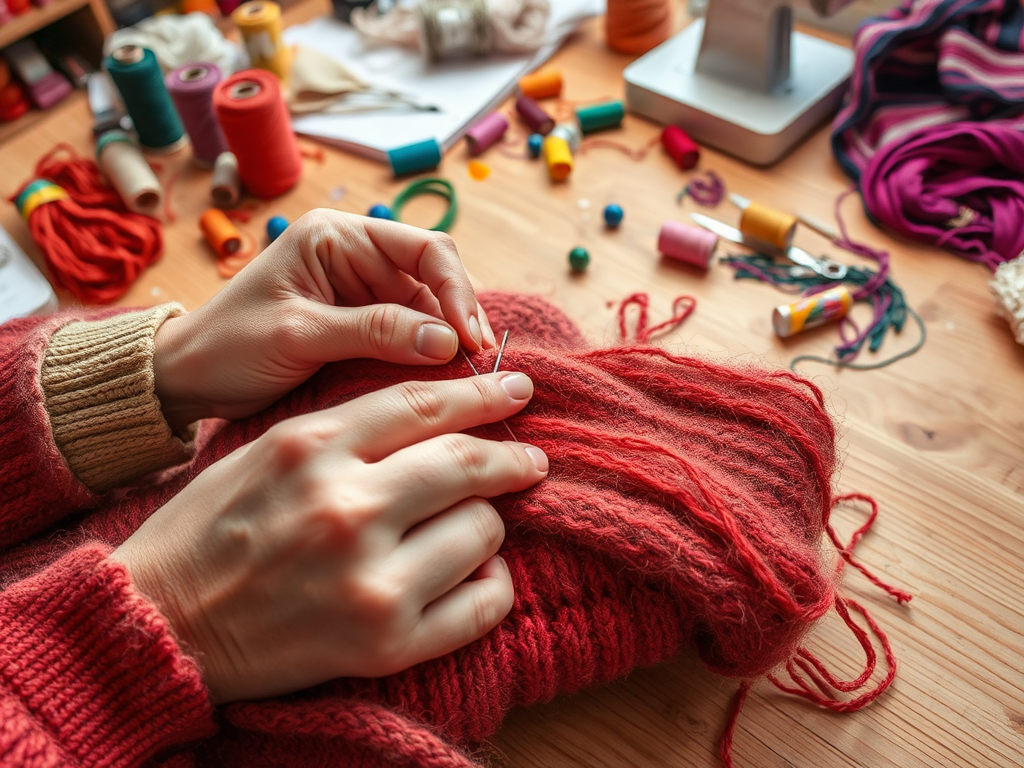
[109, 371, 546, 704]
[153, 210, 497, 430]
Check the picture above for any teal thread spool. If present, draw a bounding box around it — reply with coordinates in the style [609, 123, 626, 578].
[105, 45, 186, 153]
[388, 139, 442, 177]
[575, 100, 625, 135]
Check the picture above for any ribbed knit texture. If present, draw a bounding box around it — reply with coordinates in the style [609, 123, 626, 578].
[0, 292, 845, 766]
[41, 304, 196, 493]
[0, 545, 215, 767]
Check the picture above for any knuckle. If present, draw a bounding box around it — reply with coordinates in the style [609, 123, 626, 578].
[428, 231, 457, 253]
[469, 375, 501, 416]
[302, 486, 384, 543]
[467, 501, 504, 553]
[396, 381, 447, 426]
[362, 304, 403, 355]
[441, 434, 487, 477]
[346, 571, 405, 623]
[260, 420, 330, 471]
[272, 313, 315, 349]
[468, 587, 505, 638]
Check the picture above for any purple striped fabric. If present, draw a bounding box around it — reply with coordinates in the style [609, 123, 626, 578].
[832, 0, 1024, 179]
[830, 0, 1024, 269]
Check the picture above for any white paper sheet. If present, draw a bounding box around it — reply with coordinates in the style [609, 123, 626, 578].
[283, 0, 604, 162]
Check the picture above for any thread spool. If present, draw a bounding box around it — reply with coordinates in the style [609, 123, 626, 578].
[420, 0, 492, 61]
[575, 100, 625, 134]
[605, 0, 673, 54]
[739, 202, 798, 249]
[772, 286, 853, 338]
[388, 138, 442, 177]
[657, 220, 718, 269]
[233, 1, 292, 79]
[465, 112, 508, 155]
[518, 67, 562, 100]
[201, 208, 243, 257]
[214, 70, 302, 199]
[515, 95, 554, 135]
[662, 125, 700, 170]
[549, 121, 581, 154]
[105, 46, 186, 153]
[211, 151, 241, 208]
[95, 130, 162, 216]
[542, 134, 572, 182]
[166, 62, 229, 167]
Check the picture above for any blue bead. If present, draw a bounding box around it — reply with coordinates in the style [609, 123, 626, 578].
[603, 203, 624, 228]
[266, 216, 289, 242]
[368, 204, 394, 220]
[527, 133, 543, 159]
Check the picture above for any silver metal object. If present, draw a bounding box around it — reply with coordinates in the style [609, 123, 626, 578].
[690, 212, 848, 280]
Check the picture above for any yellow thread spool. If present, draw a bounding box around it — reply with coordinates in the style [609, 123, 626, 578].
[739, 202, 798, 249]
[200, 208, 243, 258]
[542, 134, 573, 181]
[772, 285, 853, 338]
[519, 67, 562, 100]
[233, 1, 292, 79]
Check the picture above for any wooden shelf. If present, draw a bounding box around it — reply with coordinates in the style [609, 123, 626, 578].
[0, 0, 92, 50]
[0, 88, 84, 144]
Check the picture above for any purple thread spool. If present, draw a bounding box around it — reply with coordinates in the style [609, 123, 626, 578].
[166, 62, 229, 167]
[465, 112, 509, 156]
[657, 220, 718, 269]
[515, 95, 554, 136]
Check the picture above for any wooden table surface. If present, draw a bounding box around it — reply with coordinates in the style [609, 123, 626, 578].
[1, 5, 1022, 767]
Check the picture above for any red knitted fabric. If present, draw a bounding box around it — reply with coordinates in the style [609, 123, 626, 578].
[0, 292, 899, 767]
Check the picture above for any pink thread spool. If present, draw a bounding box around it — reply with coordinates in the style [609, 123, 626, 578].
[658, 220, 718, 268]
[662, 125, 700, 170]
[515, 95, 554, 135]
[465, 112, 509, 156]
[166, 62, 229, 167]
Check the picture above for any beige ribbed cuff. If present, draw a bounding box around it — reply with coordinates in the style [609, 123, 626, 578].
[41, 305, 197, 493]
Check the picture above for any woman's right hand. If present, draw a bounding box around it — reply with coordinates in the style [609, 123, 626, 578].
[109, 371, 547, 704]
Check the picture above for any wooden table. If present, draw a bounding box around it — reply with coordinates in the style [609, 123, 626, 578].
[2, 6, 1022, 767]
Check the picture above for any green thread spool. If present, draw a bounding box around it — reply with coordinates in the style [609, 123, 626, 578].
[391, 177, 457, 232]
[388, 139, 442, 177]
[575, 100, 625, 135]
[105, 45, 186, 153]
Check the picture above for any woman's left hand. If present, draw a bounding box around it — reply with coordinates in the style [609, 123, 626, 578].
[152, 209, 496, 430]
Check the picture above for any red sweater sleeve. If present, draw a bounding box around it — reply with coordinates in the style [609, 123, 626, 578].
[0, 314, 97, 548]
[0, 544, 216, 766]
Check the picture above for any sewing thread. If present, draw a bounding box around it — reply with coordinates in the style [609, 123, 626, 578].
[105, 45, 186, 153]
[166, 62, 229, 167]
[233, 1, 292, 79]
[95, 131, 162, 217]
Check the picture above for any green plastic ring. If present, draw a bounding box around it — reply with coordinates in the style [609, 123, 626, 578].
[391, 177, 457, 233]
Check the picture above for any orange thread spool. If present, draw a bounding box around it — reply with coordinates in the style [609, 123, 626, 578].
[201, 208, 242, 257]
[739, 202, 798, 249]
[605, 0, 673, 54]
[518, 67, 563, 100]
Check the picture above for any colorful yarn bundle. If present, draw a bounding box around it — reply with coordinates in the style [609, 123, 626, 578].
[8, 146, 162, 304]
[859, 122, 1024, 272]
[213, 69, 302, 199]
[831, 0, 1024, 268]
[36, 292, 902, 767]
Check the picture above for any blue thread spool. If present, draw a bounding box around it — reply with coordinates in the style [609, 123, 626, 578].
[603, 204, 624, 228]
[569, 246, 590, 272]
[266, 215, 289, 242]
[368, 204, 394, 219]
[527, 133, 543, 159]
[105, 45, 186, 153]
[388, 139, 442, 177]
[575, 100, 625, 135]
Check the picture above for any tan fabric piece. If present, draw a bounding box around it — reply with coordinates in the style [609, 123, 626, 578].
[41, 305, 197, 493]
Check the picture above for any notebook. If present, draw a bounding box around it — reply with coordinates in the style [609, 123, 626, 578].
[0, 224, 58, 324]
[283, 0, 604, 161]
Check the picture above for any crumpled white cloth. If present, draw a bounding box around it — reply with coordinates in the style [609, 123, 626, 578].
[103, 12, 247, 74]
[991, 254, 1024, 346]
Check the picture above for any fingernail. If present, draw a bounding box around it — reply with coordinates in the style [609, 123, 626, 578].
[416, 323, 457, 360]
[524, 445, 548, 473]
[499, 372, 533, 400]
[495, 554, 508, 570]
[468, 314, 483, 348]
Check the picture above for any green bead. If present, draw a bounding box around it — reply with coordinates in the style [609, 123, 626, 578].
[569, 246, 590, 272]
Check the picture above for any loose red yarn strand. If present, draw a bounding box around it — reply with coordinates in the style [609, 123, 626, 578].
[618, 293, 696, 343]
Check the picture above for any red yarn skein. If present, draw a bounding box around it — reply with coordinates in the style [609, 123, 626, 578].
[213, 69, 302, 199]
[10, 145, 163, 305]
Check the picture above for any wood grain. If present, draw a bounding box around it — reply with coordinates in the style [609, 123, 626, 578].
[1, 5, 1021, 767]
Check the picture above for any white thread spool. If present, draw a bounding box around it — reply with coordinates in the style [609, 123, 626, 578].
[211, 151, 241, 209]
[550, 121, 582, 154]
[95, 130, 163, 216]
[421, 0, 492, 60]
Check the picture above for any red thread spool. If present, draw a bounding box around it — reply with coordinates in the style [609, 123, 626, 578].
[662, 125, 700, 170]
[213, 69, 301, 199]
[658, 220, 718, 269]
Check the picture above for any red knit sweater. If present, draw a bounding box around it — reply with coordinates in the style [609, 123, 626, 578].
[0, 293, 851, 767]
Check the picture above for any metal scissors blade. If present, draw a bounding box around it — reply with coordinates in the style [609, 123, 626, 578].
[690, 212, 848, 280]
